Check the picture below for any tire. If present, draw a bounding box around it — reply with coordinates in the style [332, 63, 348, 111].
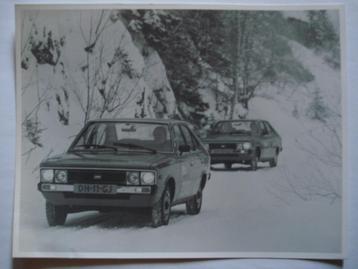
[186, 187, 203, 215]
[151, 185, 172, 228]
[269, 152, 278, 167]
[224, 162, 232, 169]
[250, 154, 258, 171]
[46, 202, 67, 226]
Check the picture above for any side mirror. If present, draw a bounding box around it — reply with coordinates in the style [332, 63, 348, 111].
[178, 144, 190, 154]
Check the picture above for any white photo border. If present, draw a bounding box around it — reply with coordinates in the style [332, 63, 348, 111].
[12, 3, 347, 259]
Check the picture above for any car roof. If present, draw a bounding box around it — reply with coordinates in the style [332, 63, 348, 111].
[87, 118, 189, 125]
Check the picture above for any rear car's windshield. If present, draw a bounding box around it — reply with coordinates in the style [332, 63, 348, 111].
[70, 122, 173, 153]
[214, 121, 255, 135]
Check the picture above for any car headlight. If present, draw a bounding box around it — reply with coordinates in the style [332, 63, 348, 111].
[126, 171, 140, 185]
[243, 142, 252, 150]
[40, 169, 54, 183]
[54, 170, 68, 183]
[141, 172, 155, 185]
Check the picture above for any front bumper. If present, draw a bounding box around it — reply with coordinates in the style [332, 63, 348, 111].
[38, 183, 158, 208]
[210, 151, 254, 164]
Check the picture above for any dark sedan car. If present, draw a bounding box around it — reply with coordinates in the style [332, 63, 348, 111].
[204, 120, 282, 170]
[38, 119, 210, 227]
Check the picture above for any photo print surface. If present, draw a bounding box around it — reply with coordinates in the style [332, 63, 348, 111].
[13, 5, 344, 258]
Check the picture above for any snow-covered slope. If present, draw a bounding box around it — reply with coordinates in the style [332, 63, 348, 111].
[248, 40, 342, 203]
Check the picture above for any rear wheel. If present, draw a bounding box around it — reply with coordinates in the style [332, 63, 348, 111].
[46, 202, 67, 226]
[224, 162, 232, 169]
[151, 185, 172, 227]
[186, 187, 203, 215]
[269, 151, 278, 167]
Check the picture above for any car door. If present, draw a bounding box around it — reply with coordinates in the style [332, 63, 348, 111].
[172, 124, 193, 199]
[189, 128, 207, 194]
[258, 121, 272, 160]
[264, 122, 280, 157]
[263, 122, 277, 159]
[179, 124, 202, 196]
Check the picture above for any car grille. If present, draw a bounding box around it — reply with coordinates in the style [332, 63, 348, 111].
[209, 143, 237, 150]
[67, 169, 127, 185]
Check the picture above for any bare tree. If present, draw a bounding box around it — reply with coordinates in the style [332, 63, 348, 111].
[75, 10, 144, 123]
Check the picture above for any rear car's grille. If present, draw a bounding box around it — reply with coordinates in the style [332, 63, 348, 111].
[209, 143, 237, 150]
[67, 169, 126, 185]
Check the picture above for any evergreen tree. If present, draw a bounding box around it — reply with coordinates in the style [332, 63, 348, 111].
[306, 87, 329, 122]
[222, 11, 314, 117]
[306, 10, 340, 68]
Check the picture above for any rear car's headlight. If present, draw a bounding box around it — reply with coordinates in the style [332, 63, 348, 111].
[243, 142, 252, 150]
[126, 171, 140, 185]
[54, 170, 68, 183]
[140, 172, 155, 185]
[40, 169, 54, 182]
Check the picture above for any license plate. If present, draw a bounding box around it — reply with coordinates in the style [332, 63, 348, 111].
[211, 148, 234, 154]
[74, 184, 117, 194]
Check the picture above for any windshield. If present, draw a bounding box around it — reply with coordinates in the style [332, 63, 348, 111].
[214, 121, 254, 135]
[70, 122, 173, 153]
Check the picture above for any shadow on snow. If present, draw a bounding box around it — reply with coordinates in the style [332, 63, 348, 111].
[63, 207, 188, 229]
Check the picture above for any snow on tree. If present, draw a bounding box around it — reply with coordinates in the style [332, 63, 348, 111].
[306, 87, 330, 122]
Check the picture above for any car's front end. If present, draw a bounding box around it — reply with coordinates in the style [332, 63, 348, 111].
[203, 120, 262, 169]
[205, 140, 256, 165]
[38, 164, 161, 211]
[38, 119, 210, 227]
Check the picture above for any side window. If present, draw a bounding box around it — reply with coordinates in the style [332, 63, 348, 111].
[265, 122, 275, 135]
[188, 128, 201, 151]
[173, 125, 186, 148]
[263, 122, 272, 135]
[190, 133, 200, 151]
[180, 125, 195, 151]
[259, 122, 269, 136]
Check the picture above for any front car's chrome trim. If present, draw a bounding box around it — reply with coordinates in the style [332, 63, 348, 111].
[39, 167, 158, 185]
[40, 184, 152, 194]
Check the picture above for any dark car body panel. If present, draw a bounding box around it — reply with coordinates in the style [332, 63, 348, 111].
[38, 119, 210, 211]
[204, 120, 282, 165]
[41, 152, 175, 170]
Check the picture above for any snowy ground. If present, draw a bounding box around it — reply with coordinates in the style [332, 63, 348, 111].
[16, 96, 342, 255]
[17, 165, 341, 255]
[15, 36, 342, 256]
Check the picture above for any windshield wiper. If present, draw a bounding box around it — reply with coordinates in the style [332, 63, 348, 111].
[114, 142, 157, 154]
[71, 144, 118, 152]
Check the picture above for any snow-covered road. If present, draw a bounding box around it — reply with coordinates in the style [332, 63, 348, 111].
[17, 92, 342, 256]
[17, 161, 341, 255]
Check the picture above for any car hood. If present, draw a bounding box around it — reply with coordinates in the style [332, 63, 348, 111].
[40, 151, 175, 170]
[203, 134, 253, 143]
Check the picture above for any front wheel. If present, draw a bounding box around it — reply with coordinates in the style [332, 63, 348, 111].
[269, 152, 278, 167]
[186, 187, 203, 215]
[250, 155, 258, 171]
[46, 202, 67, 226]
[151, 185, 172, 227]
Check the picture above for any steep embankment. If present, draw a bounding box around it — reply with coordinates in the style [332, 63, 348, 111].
[248, 40, 342, 203]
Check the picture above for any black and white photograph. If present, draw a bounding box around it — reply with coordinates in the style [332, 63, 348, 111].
[13, 4, 344, 258]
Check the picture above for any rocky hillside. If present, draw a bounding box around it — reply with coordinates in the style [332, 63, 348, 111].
[20, 9, 340, 160]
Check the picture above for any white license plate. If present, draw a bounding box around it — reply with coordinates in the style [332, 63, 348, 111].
[74, 184, 117, 194]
